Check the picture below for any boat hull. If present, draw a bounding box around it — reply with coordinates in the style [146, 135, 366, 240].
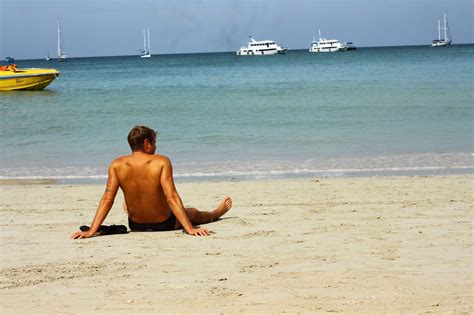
[0, 68, 60, 91]
[431, 41, 451, 47]
[236, 48, 287, 56]
[309, 47, 341, 53]
[309, 43, 348, 53]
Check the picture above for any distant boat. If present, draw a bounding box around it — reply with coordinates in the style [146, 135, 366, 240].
[0, 64, 60, 91]
[344, 42, 357, 51]
[4, 56, 15, 64]
[309, 29, 348, 53]
[57, 18, 68, 61]
[140, 28, 151, 58]
[46, 52, 51, 61]
[236, 36, 287, 56]
[432, 14, 452, 47]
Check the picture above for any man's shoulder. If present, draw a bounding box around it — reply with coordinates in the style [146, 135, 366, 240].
[148, 154, 172, 168]
[111, 155, 131, 165]
[111, 154, 170, 165]
[153, 154, 170, 162]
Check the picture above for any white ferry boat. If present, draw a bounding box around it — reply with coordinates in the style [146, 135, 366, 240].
[236, 37, 287, 56]
[309, 30, 348, 53]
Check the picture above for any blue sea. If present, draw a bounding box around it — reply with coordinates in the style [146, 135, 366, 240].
[1, 45, 473, 183]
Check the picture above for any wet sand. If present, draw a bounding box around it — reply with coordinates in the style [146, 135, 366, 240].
[1, 175, 472, 314]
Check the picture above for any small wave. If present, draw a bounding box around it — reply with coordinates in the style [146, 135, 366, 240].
[1, 152, 472, 183]
[174, 165, 474, 179]
[0, 175, 108, 180]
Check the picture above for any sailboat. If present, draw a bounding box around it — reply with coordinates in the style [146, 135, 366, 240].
[432, 14, 452, 47]
[46, 51, 51, 61]
[140, 28, 151, 58]
[57, 18, 68, 61]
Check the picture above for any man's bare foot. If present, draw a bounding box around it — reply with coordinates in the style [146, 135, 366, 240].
[212, 196, 232, 220]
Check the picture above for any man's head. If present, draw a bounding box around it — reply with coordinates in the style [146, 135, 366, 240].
[127, 125, 157, 153]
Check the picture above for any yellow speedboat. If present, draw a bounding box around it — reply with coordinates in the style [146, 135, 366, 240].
[0, 64, 60, 91]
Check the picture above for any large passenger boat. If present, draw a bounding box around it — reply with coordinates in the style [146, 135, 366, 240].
[309, 30, 349, 53]
[0, 64, 60, 91]
[236, 37, 287, 56]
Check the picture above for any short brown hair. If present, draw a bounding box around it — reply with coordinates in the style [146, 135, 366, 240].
[127, 125, 157, 152]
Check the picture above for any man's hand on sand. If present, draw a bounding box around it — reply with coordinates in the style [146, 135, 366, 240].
[187, 227, 210, 236]
[70, 231, 94, 239]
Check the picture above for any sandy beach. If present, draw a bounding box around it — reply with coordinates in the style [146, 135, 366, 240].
[1, 175, 472, 314]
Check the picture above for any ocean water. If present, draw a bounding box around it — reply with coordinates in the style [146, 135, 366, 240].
[1, 45, 473, 182]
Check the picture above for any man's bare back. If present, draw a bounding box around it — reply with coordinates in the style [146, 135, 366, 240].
[70, 125, 232, 239]
[114, 153, 173, 223]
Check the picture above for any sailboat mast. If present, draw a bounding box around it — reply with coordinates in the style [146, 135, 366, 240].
[147, 28, 151, 53]
[443, 14, 447, 41]
[437, 19, 441, 41]
[143, 29, 147, 52]
[57, 19, 61, 57]
[446, 16, 452, 42]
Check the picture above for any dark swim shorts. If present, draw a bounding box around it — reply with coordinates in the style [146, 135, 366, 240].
[128, 212, 177, 232]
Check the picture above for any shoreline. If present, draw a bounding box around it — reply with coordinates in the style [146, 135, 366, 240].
[1, 166, 473, 186]
[1, 174, 472, 313]
[2, 152, 473, 185]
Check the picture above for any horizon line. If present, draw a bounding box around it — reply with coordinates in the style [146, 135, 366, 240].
[5, 42, 474, 61]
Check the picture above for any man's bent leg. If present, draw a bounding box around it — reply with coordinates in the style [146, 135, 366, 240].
[174, 197, 232, 229]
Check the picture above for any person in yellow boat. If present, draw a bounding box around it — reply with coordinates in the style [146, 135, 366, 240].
[0, 64, 17, 71]
[70, 125, 232, 238]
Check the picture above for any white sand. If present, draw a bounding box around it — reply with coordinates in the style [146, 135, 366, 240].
[1, 175, 473, 314]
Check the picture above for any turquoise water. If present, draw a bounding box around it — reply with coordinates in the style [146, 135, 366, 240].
[1, 45, 473, 182]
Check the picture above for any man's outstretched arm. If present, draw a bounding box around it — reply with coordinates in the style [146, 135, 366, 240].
[70, 163, 120, 239]
[160, 157, 209, 236]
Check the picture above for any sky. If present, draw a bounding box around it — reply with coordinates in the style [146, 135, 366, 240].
[1, 0, 473, 60]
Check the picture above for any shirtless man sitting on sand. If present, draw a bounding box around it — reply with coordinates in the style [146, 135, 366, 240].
[71, 125, 232, 238]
